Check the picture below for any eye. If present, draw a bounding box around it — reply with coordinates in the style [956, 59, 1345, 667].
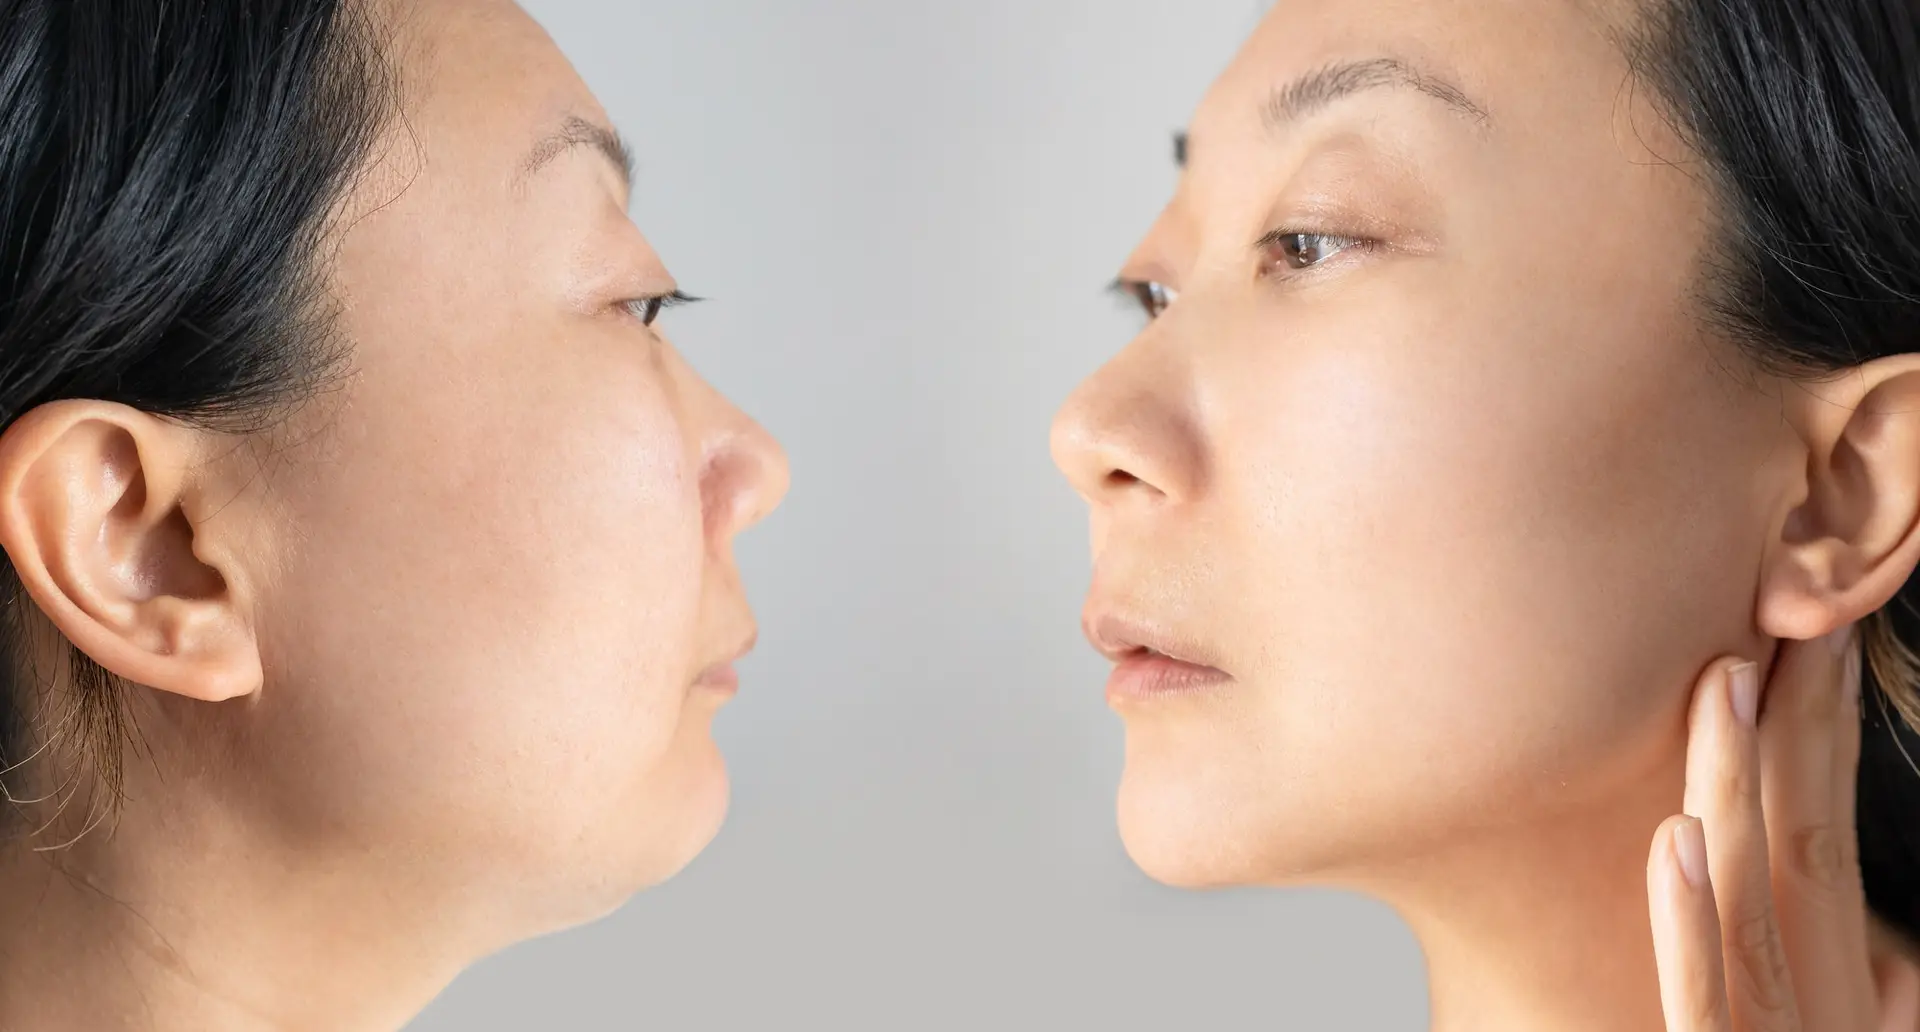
[1260, 231, 1374, 272]
[1112, 278, 1180, 321]
[622, 290, 700, 327]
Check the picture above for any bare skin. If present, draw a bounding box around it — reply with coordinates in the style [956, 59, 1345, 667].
[1646, 636, 1906, 1032]
[0, 2, 787, 1029]
[1052, 1, 1920, 1028]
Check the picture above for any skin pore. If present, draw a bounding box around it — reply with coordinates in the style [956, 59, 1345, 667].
[1052, 1, 1920, 1030]
[0, 2, 786, 1030]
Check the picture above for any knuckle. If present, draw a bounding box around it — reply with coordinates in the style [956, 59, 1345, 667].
[1689, 991, 1730, 1029]
[1732, 908, 1772, 957]
[1787, 826, 1847, 891]
[1837, 832, 1861, 871]
[1718, 752, 1759, 802]
[1731, 908, 1796, 1014]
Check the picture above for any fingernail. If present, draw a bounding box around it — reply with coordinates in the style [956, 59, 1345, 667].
[1729, 662, 1760, 727]
[1672, 817, 1709, 889]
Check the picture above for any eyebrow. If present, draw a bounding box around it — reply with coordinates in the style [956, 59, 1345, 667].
[1269, 57, 1490, 129]
[1176, 57, 1490, 168]
[520, 114, 635, 191]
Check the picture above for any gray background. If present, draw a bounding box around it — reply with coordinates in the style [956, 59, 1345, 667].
[411, 2, 1426, 1028]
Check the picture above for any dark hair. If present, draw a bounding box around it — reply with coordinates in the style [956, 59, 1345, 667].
[1624, 0, 1920, 940]
[0, 0, 395, 837]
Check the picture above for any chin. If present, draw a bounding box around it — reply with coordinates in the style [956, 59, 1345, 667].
[542, 738, 732, 931]
[1115, 765, 1274, 889]
[1114, 746, 1367, 890]
[631, 737, 733, 888]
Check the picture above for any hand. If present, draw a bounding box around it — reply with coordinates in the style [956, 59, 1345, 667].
[1647, 629, 1877, 1031]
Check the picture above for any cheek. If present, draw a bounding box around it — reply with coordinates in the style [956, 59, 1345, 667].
[1155, 286, 1775, 871]
[250, 325, 709, 864]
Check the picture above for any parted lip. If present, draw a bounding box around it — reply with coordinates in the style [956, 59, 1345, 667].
[1080, 608, 1228, 676]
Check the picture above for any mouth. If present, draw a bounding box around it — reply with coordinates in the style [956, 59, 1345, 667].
[1082, 611, 1233, 704]
[692, 628, 757, 696]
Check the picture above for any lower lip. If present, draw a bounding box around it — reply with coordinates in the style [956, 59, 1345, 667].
[1105, 652, 1232, 703]
[693, 664, 739, 696]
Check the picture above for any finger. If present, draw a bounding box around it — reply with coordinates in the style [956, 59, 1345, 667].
[1652, 815, 1734, 1032]
[1684, 658, 1802, 1030]
[1758, 628, 1873, 1030]
[1833, 635, 1876, 1010]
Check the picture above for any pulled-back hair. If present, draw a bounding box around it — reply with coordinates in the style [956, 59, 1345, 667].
[0, 0, 395, 837]
[1626, 0, 1920, 940]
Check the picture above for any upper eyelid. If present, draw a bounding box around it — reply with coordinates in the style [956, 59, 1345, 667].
[1109, 276, 1178, 299]
[1111, 226, 1387, 310]
[1115, 230, 1367, 289]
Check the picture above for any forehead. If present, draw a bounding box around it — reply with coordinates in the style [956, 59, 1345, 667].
[387, 0, 608, 169]
[1188, 0, 1632, 155]
[327, 0, 627, 304]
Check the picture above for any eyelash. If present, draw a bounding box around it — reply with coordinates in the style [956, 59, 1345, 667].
[622, 290, 701, 327]
[1116, 231, 1379, 320]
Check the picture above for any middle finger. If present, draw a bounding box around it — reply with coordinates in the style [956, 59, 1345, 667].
[1685, 658, 1801, 1030]
[1760, 629, 1873, 1029]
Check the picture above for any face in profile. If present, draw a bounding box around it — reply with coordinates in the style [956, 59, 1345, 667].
[260, 0, 789, 920]
[1051, 0, 1799, 887]
[0, 0, 788, 941]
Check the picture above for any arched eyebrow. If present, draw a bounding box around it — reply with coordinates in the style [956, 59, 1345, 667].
[1176, 56, 1490, 169]
[1267, 57, 1490, 130]
[519, 114, 635, 191]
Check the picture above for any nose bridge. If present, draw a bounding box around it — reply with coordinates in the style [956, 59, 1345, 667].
[1050, 318, 1208, 508]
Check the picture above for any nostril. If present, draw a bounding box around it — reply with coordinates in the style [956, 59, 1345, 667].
[1104, 469, 1143, 490]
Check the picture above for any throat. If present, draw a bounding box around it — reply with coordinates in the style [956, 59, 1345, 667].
[1362, 774, 1681, 1032]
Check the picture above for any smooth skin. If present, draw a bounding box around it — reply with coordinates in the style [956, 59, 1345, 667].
[1652, 636, 1920, 1031]
[1052, 0, 1920, 1029]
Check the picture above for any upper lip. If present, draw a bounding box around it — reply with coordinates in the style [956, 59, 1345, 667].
[1081, 609, 1226, 673]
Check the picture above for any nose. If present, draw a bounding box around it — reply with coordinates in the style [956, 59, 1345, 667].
[669, 350, 789, 543]
[701, 409, 788, 541]
[1049, 339, 1205, 509]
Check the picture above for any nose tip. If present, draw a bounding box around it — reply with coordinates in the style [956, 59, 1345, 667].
[750, 429, 791, 527]
[1050, 390, 1116, 501]
[708, 420, 788, 537]
[1051, 383, 1197, 507]
[1049, 327, 1212, 509]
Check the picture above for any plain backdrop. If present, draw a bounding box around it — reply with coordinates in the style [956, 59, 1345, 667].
[409, 2, 1428, 1028]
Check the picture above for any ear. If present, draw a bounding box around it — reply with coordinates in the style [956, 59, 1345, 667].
[1871, 920, 1920, 1031]
[0, 401, 261, 703]
[1757, 357, 1920, 641]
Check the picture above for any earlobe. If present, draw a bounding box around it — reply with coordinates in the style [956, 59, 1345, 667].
[0, 401, 262, 704]
[1757, 358, 1920, 642]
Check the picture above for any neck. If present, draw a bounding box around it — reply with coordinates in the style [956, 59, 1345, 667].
[0, 802, 489, 1032]
[1356, 750, 1685, 1032]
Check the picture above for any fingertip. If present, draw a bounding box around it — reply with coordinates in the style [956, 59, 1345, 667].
[1690, 656, 1753, 713]
[1674, 815, 1710, 890]
[1729, 662, 1760, 729]
[1649, 814, 1734, 1032]
[1651, 813, 1682, 879]
[1650, 814, 1710, 890]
